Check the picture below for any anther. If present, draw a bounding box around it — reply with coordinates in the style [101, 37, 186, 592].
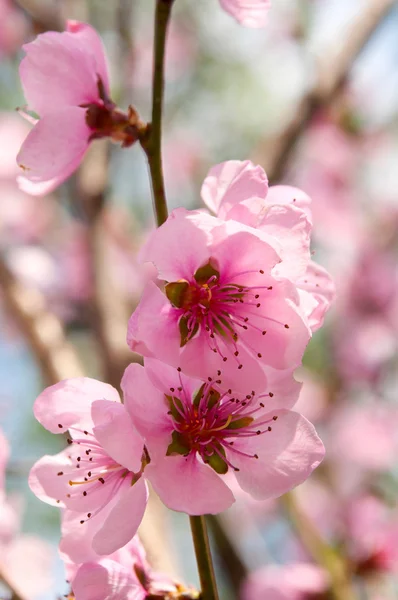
[257, 353, 262, 358]
[268, 426, 272, 431]
[57, 471, 63, 476]
[238, 364, 243, 369]
[83, 491, 87, 496]
[259, 269, 264, 274]
[284, 324, 289, 329]
[58, 424, 63, 428]
[273, 415, 278, 421]
[99, 477, 105, 484]
[269, 392, 274, 397]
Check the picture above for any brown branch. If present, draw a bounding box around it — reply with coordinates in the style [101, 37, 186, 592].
[255, 0, 397, 182]
[0, 255, 83, 386]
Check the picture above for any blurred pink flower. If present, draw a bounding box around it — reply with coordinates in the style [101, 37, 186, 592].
[122, 358, 324, 515]
[29, 378, 148, 561]
[128, 207, 311, 393]
[329, 402, 398, 472]
[0, 0, 27, 57]
[65, 535, 189, 600]
[346, 495, 398, 575]
[219, 0, 271, 28]
[241, 563, 328, 599]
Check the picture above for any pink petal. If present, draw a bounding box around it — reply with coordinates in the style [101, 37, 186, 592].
[17, 107, 90, 186]
[91, 400, 144, 473]
[201, 160, 268, 216]
[17, 174, 66, 196]
[33, 377, 120, 434]
[210, 224, 280, 285]
[20, 30, 100, 115]
[179, 330, 268, 394]
[257, 204, 312, 281]
[266, 185, 312, 221]
[127, 281, 181, 364]
[262, 367, 302, 412]
[146, 455, 235, 515]
[139, 208, 211, 282]
[238, 287, 311, 370]
[66, 20, 110, 95]
[121, 363, 173, 445]
[72, 561, 143, 600]
[92, 478, 149, 555]
[233, 410, 324, 500]
[29, 451, 117, 512]
[297, 261, 335, 332]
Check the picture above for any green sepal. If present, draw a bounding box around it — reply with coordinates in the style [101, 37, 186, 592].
[205, 445, 228, 474]
[193, 383, 206, 408]
[194, 262, 220, 285]
[165, 394, 185, 423]
[165, 280, 189, 308]
[226, 416, 254, 430]
[166, 431, 191, 456]
[179, 315, 199, 347]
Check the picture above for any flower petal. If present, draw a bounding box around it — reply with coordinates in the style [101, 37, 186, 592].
[72, 560, 142, 600]
[146, 455, 235, 515]
[91, 400, 144, 473]
[233, 410, 324, 500]
[66, 20, 110, 95]
[92, 478, 149, 555]
[201, 160, 268, 216]
[17, 107, 90, 187]
[219, 0, 271, 28]
[33, 377, 120, 434]
[139, 208, 211, 282]
[127, 281, 181, 364]
[20, 30, 99, 115]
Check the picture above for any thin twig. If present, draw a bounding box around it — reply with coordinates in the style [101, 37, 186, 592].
[189, 516, 220, 600]
[0, 255, 84, 385]
[255, 0, 396, 182]
[140, 0, 175, 227]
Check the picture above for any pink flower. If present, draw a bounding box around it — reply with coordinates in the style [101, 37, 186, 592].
[66, 536, 192, 600]
[28, 378, 148, 562]
[201, 160, 335, 332]
[121, 359, 324, 515]
[17, 21, 142, 196]
[127, 207, 311, 393]
[219, 0, 271, 28]
[241, 563, 328, 600]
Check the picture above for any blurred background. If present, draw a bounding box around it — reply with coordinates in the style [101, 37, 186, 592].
[1, 0, 398, 598]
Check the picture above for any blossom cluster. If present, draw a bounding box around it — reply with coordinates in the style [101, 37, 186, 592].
[17, 18, 334, 599]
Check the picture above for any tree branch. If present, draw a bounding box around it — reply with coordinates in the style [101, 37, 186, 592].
[0, 255, 84, 385]
[255, 0, 396, 182]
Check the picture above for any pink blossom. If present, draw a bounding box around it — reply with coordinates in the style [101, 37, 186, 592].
[121, 359, 324, 515]
[127, 207, 311, 393]
[0, 0, 27, 58]
[17, 21, 141, 196]
[219, 0, 271, 28]
[241, 563, 328, 600]
[201, 160, 335, 332]
[65, 535, 191, 600]
[28, 378, 148, 562]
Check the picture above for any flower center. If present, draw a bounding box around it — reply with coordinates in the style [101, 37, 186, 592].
[165, 371, 277, 474]
[165, 260, 287, 369]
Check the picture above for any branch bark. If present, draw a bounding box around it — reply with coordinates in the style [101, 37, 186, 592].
[255, 0, 396, 182]
[0, 255, 84, 385]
